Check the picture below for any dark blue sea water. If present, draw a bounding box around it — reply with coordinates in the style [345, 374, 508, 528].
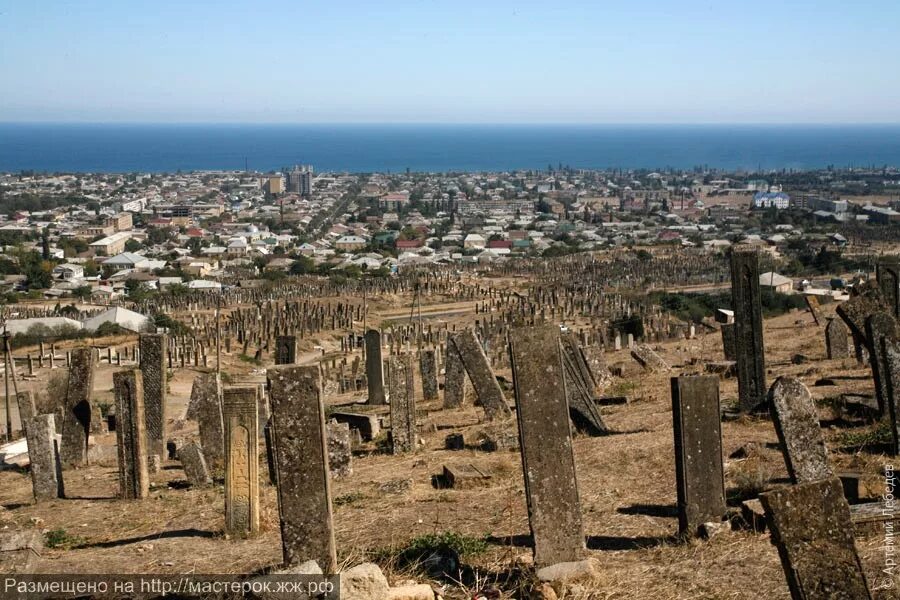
[2, 123, 900, 174]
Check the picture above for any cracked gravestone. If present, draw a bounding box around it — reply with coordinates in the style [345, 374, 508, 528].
[769, 376, 833, 484]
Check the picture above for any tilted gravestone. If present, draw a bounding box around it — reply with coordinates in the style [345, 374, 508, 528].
[509, 325, 585, 569]
[113, 369, 149, 500]
[191, 372, 224, 469]
[139, 333, 167, 460]
[274, 335, 298, 366]
[559, 334, 608, 436]
[836, 282, 887, 364]
[630, 343, 669, 372]
[388, 355, 417, 454]
[729, 247, 767, 411]
[864, 311, 899, 416]
[60, 347, 95, 467]
[760, 478, 872, 600]
[16, 391, 35, 426]
[882, 338, 900, 456]
[451, 329, 511, 420]
[877, 256, 900, 320]
[267, 365, 337, 572]
[720, 323, 737, 361]
[179, 442, 212, 486]
[804, 295, 822, 326]
[25, 414, 64, 501]
[364, 329, 387, 405]
[825, 318, 850, 359]
[442, 337, 467, 409]
[419, 350, 439, 402]
[671, 375, 726, 537]
[223, 386, 260, 536]
[768, 377, 833, 484]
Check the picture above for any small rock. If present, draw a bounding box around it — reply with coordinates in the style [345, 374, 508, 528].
[29, 517, 44, 527]
[535, 558, 599, 583]
[340, 562, 389, 600]
[535, 583, 558, 600]
[699, 521, 729, 539]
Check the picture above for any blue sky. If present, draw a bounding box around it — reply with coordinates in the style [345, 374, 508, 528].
[1, 0, 898, 123]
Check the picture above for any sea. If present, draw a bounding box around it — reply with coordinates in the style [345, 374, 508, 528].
[2, 123, 900, 174]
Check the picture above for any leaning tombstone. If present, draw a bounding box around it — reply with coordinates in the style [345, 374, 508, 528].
[671, 375, 726, 537]
[24, 414, 64, 501]
[804, 295, 822, 326]
[223, 386, 260, 536]
[882, 338, 900, 456]
[192, 372, 224, 469]
[768, 377, 833, 484]
[113, 369, 149, 500]
[267, 365, 337, 572]
[509, 325, 585, 569]
[60, 347, 95, 467]
[864, 311, 899, 416]
[760, 478, 872, 600]
[451, 329, 510, 420]
[179, 442, 212, 486]
[16, 391, 36, 426]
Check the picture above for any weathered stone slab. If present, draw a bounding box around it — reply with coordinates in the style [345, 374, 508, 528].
[451, 329, 510, 420]
[877, 256, 900, 320]
[442, 463, 492, 489]
[825, 318, 850, 359]
[179, 441, 212, 486]
[804, 295, 822, 326]
[630, 344, 669, 372]
[865, 311, 899, 416]
[328, 412, 380, 442]
[364, 329, 387, 405]
[720, 323, 737, 361]
[769, 376, 833, 484]
[671, 375, 726, 537]
[192, 372, 224, 469]
[559, 334, 608, 436]
[0, 530, 43, 574]
[442, 337, 466, 409]
[326, 421, 352, 478]
[223, 386, 260, 536]
[580, 344, 612, 390]
[729, 247, 767, 411]
[25, 414, 64, 501]
[836, 282, 887, 363]
[388, 355, 416, 454]
[113, 369, 149, 500]
[60, 347, 94, 467]
[760, 478, 871, 600]
[140, 333, 167, 460]
[883, 338, 900, 456]
[267, 365, 337, 571]
[509, 325, 585, 568]
[275, 335, 298, 365]
[419, 350, 438, 402]
[16, 391, 35, 425]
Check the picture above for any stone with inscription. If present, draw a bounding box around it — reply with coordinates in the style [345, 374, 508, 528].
[768, 376, 833, 484]
[113, 369, 149, 499]
[388, 355, 417, 454]
[419, 350, 438, 402]
[179, 441, 212, 486]
[140, 333, 167, 460]
[60, 347, 95, 467]
[364, 329, 387, 405]
[760, 478, 871, 600]
[730, 247, 767, 411]
[327, 420, 352, 478]
[224, 386, 260, 536]
[451, 329, 510, 420]
[25, 414, 64, 501]
[509, 325, 585, 569]
[825, 318, 850, 359]
[267, 365, 337, 571]
[865, 311, 899, 416]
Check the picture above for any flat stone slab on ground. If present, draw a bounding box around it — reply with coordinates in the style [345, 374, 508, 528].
[441, 464, 492, 489]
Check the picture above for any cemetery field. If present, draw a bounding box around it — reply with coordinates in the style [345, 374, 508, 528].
[2, 286, 898, 599]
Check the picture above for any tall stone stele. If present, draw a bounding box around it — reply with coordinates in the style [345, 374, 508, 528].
[113, 369, 149, 500]
[25, 414, 64, 501]
[267, 365, 337, 572]
[139, 333, 168, 460]
[60, 347, 95, 467]
[364, 329, 387, 405]
[223, 386, 260, 536]
[388, 355, 417, 454]
[729, 247, 766, 411]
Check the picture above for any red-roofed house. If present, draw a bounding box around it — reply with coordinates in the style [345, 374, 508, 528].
[396, 239, 424, 250]
[486, 240, 513, 250]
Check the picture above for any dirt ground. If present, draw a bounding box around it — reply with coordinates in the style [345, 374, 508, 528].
[1, 292, 899, 599]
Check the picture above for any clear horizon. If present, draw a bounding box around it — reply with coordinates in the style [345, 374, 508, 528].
[2, 1, 899, 124]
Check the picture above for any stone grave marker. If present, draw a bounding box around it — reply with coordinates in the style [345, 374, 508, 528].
[804, 295, 823, 326]
[865, 311, 899, 416]
[442, 337, 467, 409]
[760, 478, 871, 600]
[730, 247, 767, 411]
[825, 318, 850, 359]
[192, 372, 224, 469]
[509, 325, 585, 569]
[140, 333, 167, 460]
[388, 355, 416, 454]
[630, 343, 669, 372]
[671, 375, 726, 537]
[877, 256, 900, 320]
[364, 329, 387, 405]
[113, 369, 149, 500]
[327, 420, 352, 478]
[451, 329, 510, 420]
[882, 338, 900, 456]
[769, 377, 833, 484]
[179, 442, 212, 486]
[223, 386, 260, 536]
[267, 365, 337, 571]
[720, 323, 737, 361]
[24, 414, 64, 501]
[274, 335, 298, 366]
[419, 349, 438, 402]
[60, 347, 95, 467]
